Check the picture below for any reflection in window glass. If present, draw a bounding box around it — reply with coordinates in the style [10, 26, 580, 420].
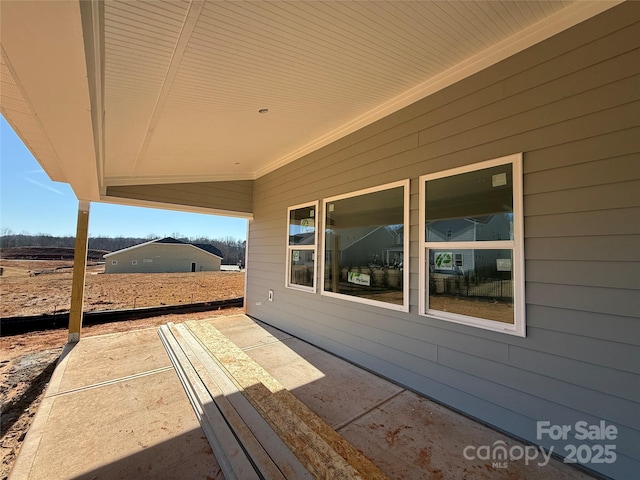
[428, 249, 514, 324]
[289, 249, 314, 288]
[426, 164, 513, 242]
[323, 183, 406, 308]
[289, 205, 316, 245]
[421, 153, 524, 335]
[286, 203, 317, 292]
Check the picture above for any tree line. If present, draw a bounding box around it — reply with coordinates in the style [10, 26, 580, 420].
[0, 232, 246, 265]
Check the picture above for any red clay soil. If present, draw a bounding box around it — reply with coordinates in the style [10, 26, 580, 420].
[0, 260, 244, 317]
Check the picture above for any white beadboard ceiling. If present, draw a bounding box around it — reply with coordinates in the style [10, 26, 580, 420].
[0, 0, 621, 202]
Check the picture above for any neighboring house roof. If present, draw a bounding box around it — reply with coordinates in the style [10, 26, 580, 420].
[192, 243, 224, 258]
[155, 237, 183, 244]
[290, 233, 316, 246]
[338, 226, 395, 251]
[103, 237, 223, 259]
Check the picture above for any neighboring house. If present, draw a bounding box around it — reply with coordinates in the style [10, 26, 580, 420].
[426, 215, 512, 242]
[326, 225, 403, 269]
[2, 3, 638, 478]
[428, 215, 512, 275]
[103, 237, 222, 274]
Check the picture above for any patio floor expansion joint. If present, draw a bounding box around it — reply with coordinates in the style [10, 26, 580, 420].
[333, 388, 406, 432]
[243, 337, 292, 351]
[47, 366, 174, 397]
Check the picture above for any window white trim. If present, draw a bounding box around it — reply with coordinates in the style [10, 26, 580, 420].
[419, 153, 525, 336]
[285, 201, 319, 293]
[321, 180, 410, 312]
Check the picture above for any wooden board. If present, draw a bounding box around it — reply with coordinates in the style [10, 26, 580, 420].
[171, 323, 311, 480]
[185, 319, 390, 480]
[158, 324, 260, 480]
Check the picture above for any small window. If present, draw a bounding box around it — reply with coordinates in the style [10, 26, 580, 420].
[131, 260, 138, 265]
[111, 260, 117, 265]
[286, 202, 318, 292]
[419, 153, 525, 336]
[322, 180, 409, 312]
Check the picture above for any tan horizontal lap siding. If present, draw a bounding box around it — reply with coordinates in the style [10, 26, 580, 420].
[106, 243, 220, 273]
[247, 5, 640, 479]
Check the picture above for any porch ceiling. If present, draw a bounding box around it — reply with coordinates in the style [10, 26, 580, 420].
[0, 0, 620, 205]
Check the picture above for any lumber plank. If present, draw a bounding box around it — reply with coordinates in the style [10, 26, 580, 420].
[185, 319, 390, 480]
[158, 324, 259, 480]
[245, 381, 361, 480]
[172, 323, 311, 480]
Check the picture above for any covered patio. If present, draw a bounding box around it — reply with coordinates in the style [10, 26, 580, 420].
[2, 1, 636, 478]
[0, 0, 622, 342]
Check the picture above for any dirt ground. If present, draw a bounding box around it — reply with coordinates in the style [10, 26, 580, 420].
[0, 259, 246, 479]
[428, 296, 513, 324]
[0, 259, 244, 316]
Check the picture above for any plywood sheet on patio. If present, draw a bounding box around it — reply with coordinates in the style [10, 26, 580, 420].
[163, 317, 390, 479]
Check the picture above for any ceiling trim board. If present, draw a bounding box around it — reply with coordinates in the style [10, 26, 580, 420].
[104, 171, 257, 187]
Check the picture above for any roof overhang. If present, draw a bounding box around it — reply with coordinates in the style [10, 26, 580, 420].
[0, 0, 623, 213]
[1, 0, 99, 200]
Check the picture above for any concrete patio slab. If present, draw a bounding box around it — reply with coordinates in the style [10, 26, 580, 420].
[210, 313, 292, 349]
[10, 316, 595, 480]
[192, 315, 592, 480]
[339, 389, 588, 479]
[54, 328, 172, 392]
[9, 329, 220, 480]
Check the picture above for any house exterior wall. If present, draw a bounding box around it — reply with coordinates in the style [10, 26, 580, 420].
[105, 243, 221, 273]
[245, 4, 640, 479]
[106, 180, 254, 215]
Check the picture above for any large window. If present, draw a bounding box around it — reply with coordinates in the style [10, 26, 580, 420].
[322, 180, 409, 312]
[419, 154, 525, 335]
[286, 202, 318, 292]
